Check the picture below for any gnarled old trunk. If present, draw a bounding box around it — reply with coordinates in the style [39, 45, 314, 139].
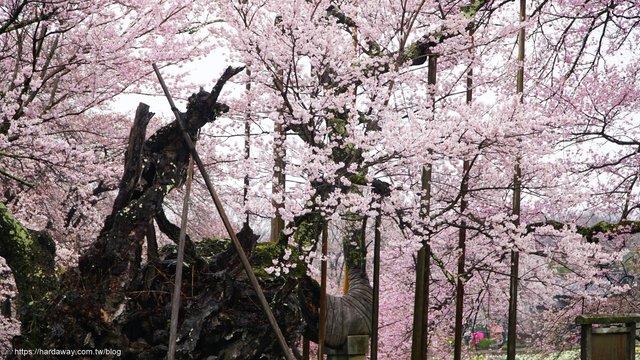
[300, 268, 373, 348]
[0, 66, 375, 359]
[299, 216, 374, 350]
[324, 269, 372, 348]
[35, 66, 309, 359]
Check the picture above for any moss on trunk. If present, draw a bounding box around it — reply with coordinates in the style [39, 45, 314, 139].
[0, 202, 56, 345]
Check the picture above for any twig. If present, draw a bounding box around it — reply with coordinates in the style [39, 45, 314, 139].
[0, 166, 35, 188]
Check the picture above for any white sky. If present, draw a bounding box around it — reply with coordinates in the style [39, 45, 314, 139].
[109, 52, 236, 117]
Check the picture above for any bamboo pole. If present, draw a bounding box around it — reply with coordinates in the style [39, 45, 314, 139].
[152, 64, 296, 360]
[507, 0, 526, 358]
[167, 156, 194, 360]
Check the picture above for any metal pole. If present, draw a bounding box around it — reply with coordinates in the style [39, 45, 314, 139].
[152, 64, 296, 360]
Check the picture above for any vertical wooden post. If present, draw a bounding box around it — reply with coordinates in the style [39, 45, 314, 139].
[243, 69, 252, 226]
[319, 220, 329, 360]
[411, 52, 437, 360]
[580, 323, 592, 360]
[370, 211, 382, 360]
[326, 335, 369, 360]
[454, 28, 474, 360]
[625, 321, 635, 360]
[453, 160, 470, 360]
[270, 117, 286, 242]
[507, 162, 522, 359]
[507, 0, 526, 358]
[2, 298, 11, 318]
[412, 161, 433, 360]
[343, 265, 349, 294]
[302, 337, 310, 360]
[506, 250, 520, 359]
[168, 157, 195, 360]
[411, 246, 428, 360]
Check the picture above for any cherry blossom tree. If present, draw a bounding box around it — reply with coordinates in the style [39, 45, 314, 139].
[1, 0, 640, 359]
[214, 0, 640, 358]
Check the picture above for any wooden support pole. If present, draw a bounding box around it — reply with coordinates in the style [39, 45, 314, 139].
[580, 323, 591, 360]
[411, 244, 428, 360]
[454, 28, 474, 360]
[271, 67, 286, 243]
[153, 64, 296, 360]
[507, 1, 525, 358]
[411, 50, 437, 360]
[243, 69, 252, 226]
[270, 117, 286, 242]
[319, 220, 329, 359]
[168, 156, 194, 360]
[303, 337, 310, 360]
[626, 321, 636, 360]
[370, 211, 382, 360]
[453, 159, 470, 360]
[506, 249, 520, 359]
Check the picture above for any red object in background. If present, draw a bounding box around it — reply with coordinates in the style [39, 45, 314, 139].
[472, 331, 485, 345]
